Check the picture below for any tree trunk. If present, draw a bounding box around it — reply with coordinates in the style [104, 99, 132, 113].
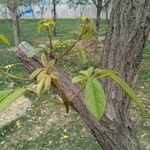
[16, 15, 20, 37]
[101, 0, 150, 149]
[10, 11, 19, 45]
[17, 0, 150, 149]
[7, 2, 20, 46]
[104, 0, 109, 23]
[53, 0, 57, 36]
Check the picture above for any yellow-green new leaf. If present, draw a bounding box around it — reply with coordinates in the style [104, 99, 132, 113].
[108, 73, 144, 110]
[30, 68, 44, 80]
[0, 34, 10, 45]
[36, 79, 45, 96]
[72, 75, 88, 84]
[85, 79, 106, 119]
[46, 60, 55, 70]
[41, 53, 48, 67]
[37, 71, 46, 82]
[0, 88, 27, 113]
[95, 69, 118, 75]
[80, 67, 94, 77]
[44, 75, 51, 91]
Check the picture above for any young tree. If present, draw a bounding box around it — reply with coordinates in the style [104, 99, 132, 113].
[0, 0, 38, 45]
[91, 0, 111, 52]
[67, 0, 111, 51]
[103, 0, 110, 23]
[52, 0, 61, 36]
[1, 0, 21, 45]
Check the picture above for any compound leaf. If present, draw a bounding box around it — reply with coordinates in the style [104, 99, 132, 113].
[85, 79, 106, 119]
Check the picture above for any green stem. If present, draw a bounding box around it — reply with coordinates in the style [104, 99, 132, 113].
[56, 20, 90, 63]
[96, 74, 108, 79]
[69, 85, 85, 102]
[1, 72, 30, 81]
[46, 26, 53, 56]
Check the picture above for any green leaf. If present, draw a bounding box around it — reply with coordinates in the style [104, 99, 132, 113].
[95, 69, 118, 75]
[46, 60, 55, 70]
[72, 75, 88, 84]
[41, 53, 48, 67]
[0, 89, 14, 102]
[0, 34, 10, 45]
[38, 44, 48, 49]
[80, 67, 94, 77]
[85, 79, 106, 119]
[78, 49, 88, 65]
[27, 48, 43, 58]
[108, 73, 144, 110]
[0, 88, 27, 113]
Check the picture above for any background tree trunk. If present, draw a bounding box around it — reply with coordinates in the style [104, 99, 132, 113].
[9, 10, 19, 45]
[104, 0, 109, 23]
[7, 0, 20, 46]
[94, 0, 102, 52]
[53, 0, 57, 36]
[17, 0, 150, 149]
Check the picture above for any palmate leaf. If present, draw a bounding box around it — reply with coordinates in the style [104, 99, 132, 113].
[108, 73, 144, 110]
[85, 79, 106, 119]
[0, 34, 10, 45]
[0, 88, 27, 113]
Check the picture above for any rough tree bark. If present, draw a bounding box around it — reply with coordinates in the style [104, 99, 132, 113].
[101, 0, 150, 149]
[17, 0, 150, 149]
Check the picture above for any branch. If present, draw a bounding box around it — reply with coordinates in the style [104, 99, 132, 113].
[46, 26, 53, 56]
[69, 85, 85, 102]
[17, 42, 103, 145]
[101, 0, 111, 10]
[28, 89, 64, 105]
[91, 0, 98, 8]
[56, 20, 90, 62]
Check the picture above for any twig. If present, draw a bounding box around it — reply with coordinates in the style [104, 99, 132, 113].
[27, 88, 64, 106]
[101, 0, 111, 10]
[46, 26, 53, 56]
[56, 20, 90, 63]
[91, 0, 98, 8]
[69, 85, 85, 102]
